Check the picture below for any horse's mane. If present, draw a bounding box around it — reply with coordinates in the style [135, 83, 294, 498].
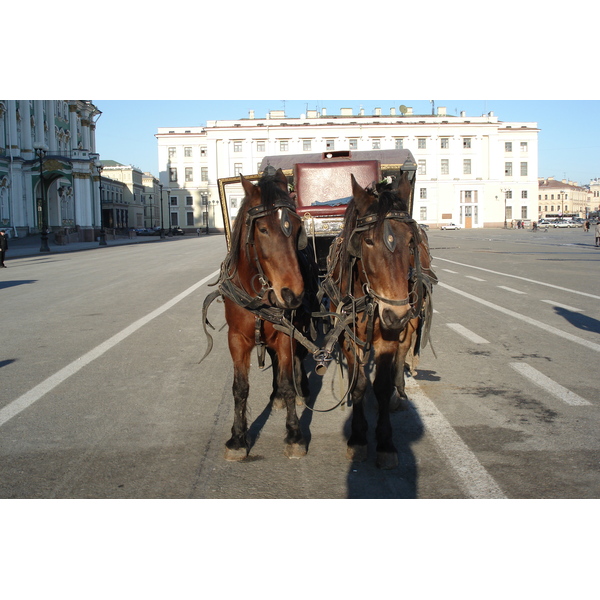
[228, 173, 292, 274]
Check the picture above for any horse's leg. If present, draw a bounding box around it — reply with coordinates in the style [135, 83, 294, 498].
[224, 332, 252, 461]
[267, 347, 286, 410]
[345, 343, 369, 462]
[272, 333, 307, 458]
[373, 349, 398, 469]
[391, 318, 418, 412]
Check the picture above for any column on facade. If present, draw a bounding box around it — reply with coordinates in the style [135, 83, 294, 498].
[47, 101, 57, 153]
[33, 101, 45, 147]
[20, 101, 32, 153]
[0, 103, 6, 153]
[81, 108, 90, 150]
[7, 101, 19, 157]
[69, 104, 79, 151]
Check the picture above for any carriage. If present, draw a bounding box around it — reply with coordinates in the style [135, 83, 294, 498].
[205, 149, 436, 468]
[217, 149, 419, 272]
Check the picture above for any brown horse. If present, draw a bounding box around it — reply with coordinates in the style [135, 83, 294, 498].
[216, 168, 310, 460]
[322, 172, 436, 469]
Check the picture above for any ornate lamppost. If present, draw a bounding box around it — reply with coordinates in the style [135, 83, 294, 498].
[96, 162, 107, 245]
[501, 187, 509, 229]
[33, 142, 50, 252]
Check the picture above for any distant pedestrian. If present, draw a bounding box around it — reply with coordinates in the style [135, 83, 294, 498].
[595, 222, 600, 247]
[0, 230, 8, 267]
[197, 228, 200, 237]
[584, 220, 590, 232]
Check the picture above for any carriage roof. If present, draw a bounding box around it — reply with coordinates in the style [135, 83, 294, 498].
[258, 149, 416, 173]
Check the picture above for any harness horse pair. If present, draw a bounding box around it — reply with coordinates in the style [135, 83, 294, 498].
[201, 164, 437, 469]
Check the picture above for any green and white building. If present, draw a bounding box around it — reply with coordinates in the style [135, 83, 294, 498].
[0, 100, 102, 239]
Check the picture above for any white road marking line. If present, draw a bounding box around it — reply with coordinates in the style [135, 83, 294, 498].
[442, 269, 458, 273]
[434, 257, 600, 300]
[498, 285, 527, 294]
[466, 276, 486, 281]
[0, 270, 221, 429]
[405, 377, 507, 499]
[447, 323, 490, 344]
[540, 299, 583, 312]
[510, 363, 591, 406]
[439, 282, 600, 353]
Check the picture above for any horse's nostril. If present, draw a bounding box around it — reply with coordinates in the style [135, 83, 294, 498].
[281, 288, 304, 308]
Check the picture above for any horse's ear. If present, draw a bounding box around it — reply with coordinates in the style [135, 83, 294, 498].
[351, 174, 370, 214]
[240, 174, 256, 198]
[274, 168, 289, 192]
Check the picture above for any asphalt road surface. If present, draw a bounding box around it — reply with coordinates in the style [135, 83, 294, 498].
[1, 228, 599, 499]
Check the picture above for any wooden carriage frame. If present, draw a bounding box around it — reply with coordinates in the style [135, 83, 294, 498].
[217, 149, 418, 259]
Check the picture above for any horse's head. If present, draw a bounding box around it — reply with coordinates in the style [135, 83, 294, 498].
[239, 169, 306, 309]
[347, 173, 417, 331]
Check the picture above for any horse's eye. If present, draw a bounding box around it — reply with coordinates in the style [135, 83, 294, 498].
[258, 225, 268, 235]
[365, 238, 374, 247]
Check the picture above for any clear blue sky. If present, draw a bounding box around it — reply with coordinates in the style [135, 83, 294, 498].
[94, 100, 600, 186]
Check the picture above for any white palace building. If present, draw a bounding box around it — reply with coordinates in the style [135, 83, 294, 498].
[156, 105, 540, 231]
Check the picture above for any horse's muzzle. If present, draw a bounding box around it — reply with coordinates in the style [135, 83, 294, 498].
[380, 306, 411, 331]
[274, 287, 304, 309]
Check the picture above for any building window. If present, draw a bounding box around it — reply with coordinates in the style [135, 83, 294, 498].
[170, 196, 178, 206]
[440, 138, 449, 149]
[186, 196, 193, 206]
[418, 160, 426, 175]
[201, 193, 208, 206]
[463, 138, 471, 149]
[521, 206, 528, 219]
[280, 140, 289, 152]
[506, 190, 513, 199]
[303, 139, 312, 151]
[234, 163, 243, 175]
[505, 162, 512, 177]
[186, 212, 194, 226]
[200, 146, 207, 157]
[394, 138, 403, 149]
[168, 147, 176, 158]
[521, 190, 528, 199]
[463, 159, 471, 175]
[256, 140, 266, 152]
[185, 167, 193, 182]
[520, 162, 528, 176]
[184, 147, 192, 157]
[420, 206, 427, 221]
[441, 159, 449, 175]
[505, 142, 512, 152]
[418, 138, 426, 150]
[169, 168, 178, 182]
[326, 139, 335, 150]
[349, 138, 358, 150]
[201, 167, 208, 182]
[419, 188, 427, 199]
[233, 141, 242, 152]
[372, 139, 381, 150]
[171, 212, 179, 227]
[520, 141, 528, 152]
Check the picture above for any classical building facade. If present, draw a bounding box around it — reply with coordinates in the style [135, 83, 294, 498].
[537, 177, 590, 219]
[156, 106, 540, 230]
[0, 100, 102, 239]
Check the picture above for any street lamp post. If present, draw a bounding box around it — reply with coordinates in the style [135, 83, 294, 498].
[501, 188, 509, 229]
[33, 142, 50, 252]
[159, 184, 166, 238]
[97, 163, 107, 246]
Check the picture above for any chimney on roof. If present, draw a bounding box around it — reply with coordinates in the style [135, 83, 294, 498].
[360, 108, 365, 116]
[374, 107, 381, 116]
[437, 106, 447, 116]
[460, 111, 466, 117]
[390, 107, 396, 115]
[249, 110, 254, 119]
[322, 107, 327, 116]
[406, 107, 413, 115]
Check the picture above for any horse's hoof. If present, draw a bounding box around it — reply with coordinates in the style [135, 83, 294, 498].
[272, 397, 286, 410]
[376, 451, 398, 470]
[390, 390, 410, 412]
[347, 444, 368, 462]
[224, 447, 248, 461]
[284, 442, 307, 459]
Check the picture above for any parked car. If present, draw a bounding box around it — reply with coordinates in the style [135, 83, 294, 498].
[170, 227, 185, 236]
[441, 223, 461, 230]
[553, 220, 571, 228]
